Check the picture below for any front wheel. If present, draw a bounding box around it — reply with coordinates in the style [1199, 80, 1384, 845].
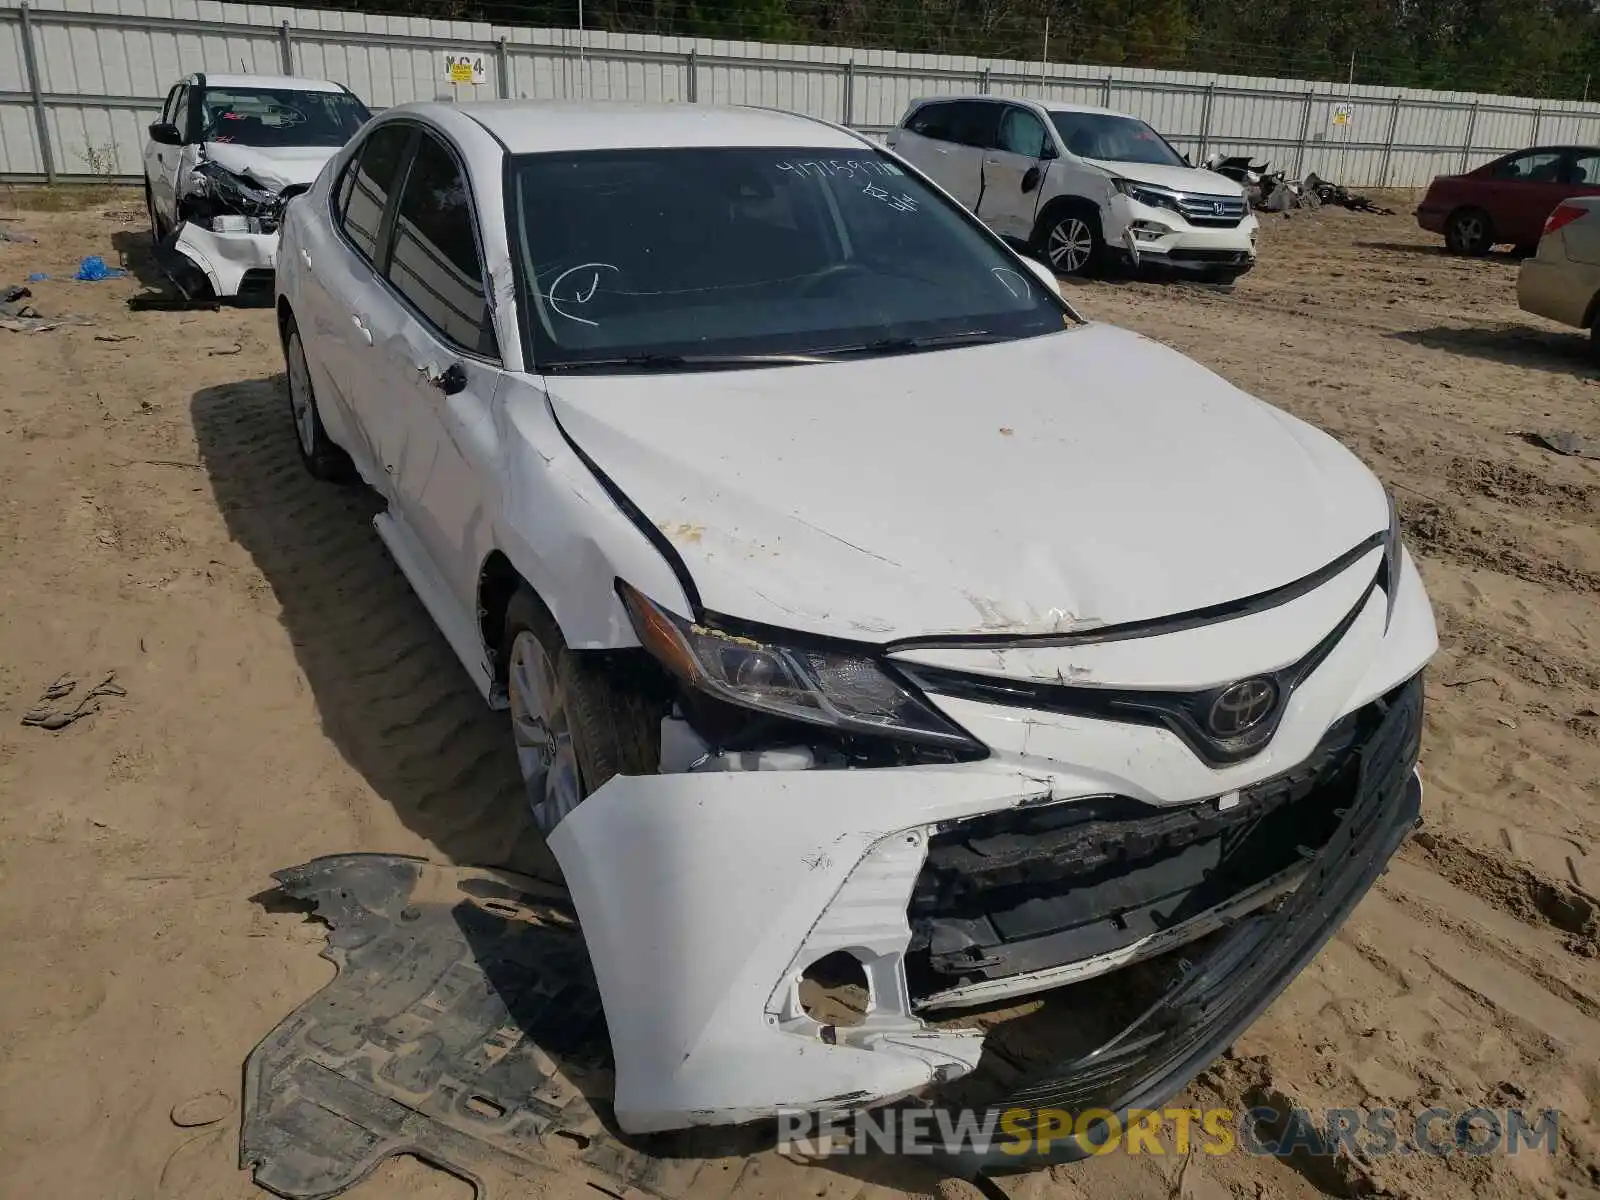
[145, 181, 163, 247]
[503, 589, 662, 836]
[1037, 210, 1105, 276]
[1445, 208, 1494, 255]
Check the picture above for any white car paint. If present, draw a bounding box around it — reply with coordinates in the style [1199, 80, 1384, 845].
[142, 73, 367, 298]
[274, 99, 1438, 1137]
[889, 97, 1260, 277]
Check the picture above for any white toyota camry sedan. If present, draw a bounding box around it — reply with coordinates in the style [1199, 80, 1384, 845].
[273, 99, 1437, 1155]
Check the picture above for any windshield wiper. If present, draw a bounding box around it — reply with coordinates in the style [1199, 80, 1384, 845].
[807, 330, 1008, 357]
[542, 351, 829, 373]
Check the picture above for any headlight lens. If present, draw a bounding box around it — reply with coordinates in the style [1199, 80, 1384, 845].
[619, 583, 979, 748]
[1114, 177, 1184, 215]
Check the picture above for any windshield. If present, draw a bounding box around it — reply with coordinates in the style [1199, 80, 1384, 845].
[1050, 112, 1187, 167]
[199, 87, 370, 148]
[506, 146, 1069, 370]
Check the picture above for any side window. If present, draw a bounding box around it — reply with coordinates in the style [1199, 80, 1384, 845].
[386, 132, 496, 357]
[948, 101, 1000, 150]
[907, 102, 954, 142]
[1567, 151, 1600, 186]
[1492, 151, 1562, 182]
[337, 123, 412, 264]
[996, 107, 1049, 158]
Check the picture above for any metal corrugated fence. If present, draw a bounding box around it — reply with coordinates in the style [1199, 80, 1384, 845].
[3, 0, 1600, 188]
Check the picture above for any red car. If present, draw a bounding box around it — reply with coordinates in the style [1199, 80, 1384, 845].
[1417, 145, 1600, 254]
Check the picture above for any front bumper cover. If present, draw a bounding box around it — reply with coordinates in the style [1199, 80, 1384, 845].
[953, 673, 1422, 1172]
[550, 674, 1423, 1138]
[166, 222, 278, 298]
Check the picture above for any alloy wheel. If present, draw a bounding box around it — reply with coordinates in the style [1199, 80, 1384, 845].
[287, 333, 318, 459]
[508, 631, 582, 831]
[1047, 217, 1095, 273]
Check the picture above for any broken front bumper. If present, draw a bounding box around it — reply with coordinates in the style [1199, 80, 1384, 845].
[550, 674, 1423, 1137]
[168, 222, 278, 298]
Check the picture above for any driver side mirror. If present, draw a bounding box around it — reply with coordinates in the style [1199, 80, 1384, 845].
[1040, 142, 1058, 161]
[1181, 152, 1192, 167]
[148, 121, 182, 146]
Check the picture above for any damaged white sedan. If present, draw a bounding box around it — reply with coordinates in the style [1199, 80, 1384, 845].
[274, 99, 1438, 1153]
[144, 73, 371, 298]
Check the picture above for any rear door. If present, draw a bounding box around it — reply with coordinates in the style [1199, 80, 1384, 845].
[889, 101, 965, 197]
[363, 127, 502, 602]
[1483, 149, 1568, 246]
[976, 104, 1053, 241]
[299, 120, 415, 484]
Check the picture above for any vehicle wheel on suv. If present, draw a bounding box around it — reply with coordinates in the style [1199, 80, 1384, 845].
[282, 315, 355, 482]
[503, 587, 662, 835]
[1035, 207, 1105, 276]
[1445, 208, 1494, 255]
[145, 181, 164, 246]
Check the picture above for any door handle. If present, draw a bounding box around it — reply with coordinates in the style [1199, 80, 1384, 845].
[351, 314, 372, 346]
[299, 248, 312, 269]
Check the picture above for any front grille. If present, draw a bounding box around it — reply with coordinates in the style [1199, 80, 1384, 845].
[905, 674, 1419, 997]
[1175, 192, 1247, 227]
[941, 673, 1424, 1171]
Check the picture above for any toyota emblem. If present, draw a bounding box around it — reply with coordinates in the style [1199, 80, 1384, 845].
[1211, 201, 1223, 214]
[1207, 678, 1278, 737]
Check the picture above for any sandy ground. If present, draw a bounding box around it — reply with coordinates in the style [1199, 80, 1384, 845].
[0, 190, 1597, 1200]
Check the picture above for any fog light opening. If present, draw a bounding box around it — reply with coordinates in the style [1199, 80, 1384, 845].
[799, 951, 870, 1030]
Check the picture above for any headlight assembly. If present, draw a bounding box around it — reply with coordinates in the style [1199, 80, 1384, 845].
[1113, 177, 1184, 216]
[619, 582, 980, 749]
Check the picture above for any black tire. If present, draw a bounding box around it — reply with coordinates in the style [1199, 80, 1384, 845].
[1444, 208, 1494, 256]
[281, 314, 355, 483]
[502, 588, 662, 833]
[145, 180, 163, 247]
[1034, 206, 1106, 277]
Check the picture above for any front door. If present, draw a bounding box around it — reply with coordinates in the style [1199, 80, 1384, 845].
[977, 105, 1053, 241]
[363, 128, 502, 607]
[146, 84, 189, 228]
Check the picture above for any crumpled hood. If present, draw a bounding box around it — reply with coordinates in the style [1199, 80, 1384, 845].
[199, 142, 337, 192]
[1082, 158, 1245, 197]
[546, 325, 1386, 641]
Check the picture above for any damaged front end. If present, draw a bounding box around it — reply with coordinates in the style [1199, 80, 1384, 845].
[164, 160, 300, 298]
[544, 582, 1427, 1138]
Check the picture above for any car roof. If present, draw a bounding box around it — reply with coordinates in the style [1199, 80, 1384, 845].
[443, 101, 865, 154]
[908, 95, 1128, 119]
[186, 73, 346, 92]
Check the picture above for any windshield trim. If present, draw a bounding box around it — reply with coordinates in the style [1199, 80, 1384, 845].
[502, 143, 1082, 376]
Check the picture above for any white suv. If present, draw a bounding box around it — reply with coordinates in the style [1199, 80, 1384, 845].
[143, 73, 370, 297]
[274, 99, 1434, 1150]
[889, 96, 1259, 281]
